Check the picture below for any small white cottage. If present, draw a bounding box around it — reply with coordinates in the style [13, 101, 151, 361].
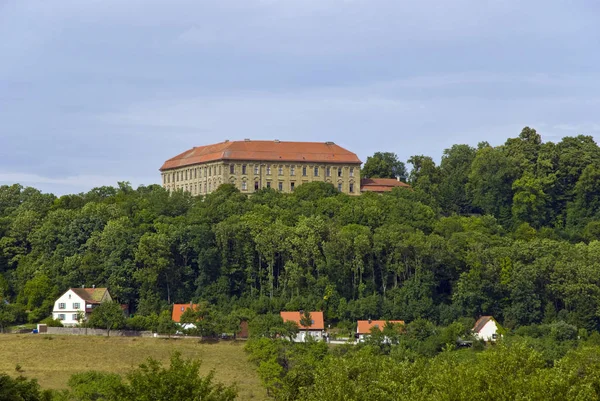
[280, 311, 325, 342]
[52, 287, 112, 327]
[473, 316, 500, 342]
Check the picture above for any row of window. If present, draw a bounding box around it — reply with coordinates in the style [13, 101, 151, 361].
[58, 302, 80, 309]
[239, 181, 355, 193]
[232, 165, 355, 178]
[165, 164, 357, 184]
[57, 314, 79, 321]
[163, 165, 221, 184]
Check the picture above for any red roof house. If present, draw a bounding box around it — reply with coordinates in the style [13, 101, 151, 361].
[360, 178, 410, 193]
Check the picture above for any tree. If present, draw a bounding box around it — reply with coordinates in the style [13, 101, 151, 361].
[122, 352, 237, 401]
[0, 373, 54, 401]
[156, 310, 177, 338]
[300, 310, 313, 329]
[361, 152, 407, 180]
[87, 301, 125, 336]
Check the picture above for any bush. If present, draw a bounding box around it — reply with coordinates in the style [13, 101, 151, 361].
[39, 316, 64, 327]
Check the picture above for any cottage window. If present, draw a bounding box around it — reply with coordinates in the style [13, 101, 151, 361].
[58, 314, 65, 320]
[73, 303, 80, 309]
[254, 165, 259, 175]
[314, 167, 319, 176]
[72, 314, 78, 321]
[267, 165, 272, 175]
[302, 166, 307, 176]
[242, 181, 247, 191]
[290, 166, 295, 176]
[278, 182, 283, 191]
[278, 166, 283, 176]
[338, 183, 343, 192]
[349, 183, 354, 193]
[255, 181, 259, 190]
[242, 165, 247, 174]
[291, 182, 295, 191]
[350, 167, 354, 177]
[59, 303, 66, 309]
[326, 167, 331, 177]
[338, 168, 342, 177]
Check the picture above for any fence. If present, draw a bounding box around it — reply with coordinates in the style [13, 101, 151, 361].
[45, 327, 154, 337]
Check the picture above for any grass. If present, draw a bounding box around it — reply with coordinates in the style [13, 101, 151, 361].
[0, 335, 267, 400]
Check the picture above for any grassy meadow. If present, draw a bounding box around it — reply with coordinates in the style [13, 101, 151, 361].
[0, 334, 267, 400]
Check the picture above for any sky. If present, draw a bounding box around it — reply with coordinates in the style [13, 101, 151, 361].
[1, 0, 599, 195]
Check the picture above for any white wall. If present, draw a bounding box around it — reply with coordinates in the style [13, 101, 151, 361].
[476, 320, 499, 342]
[52, 290, 86, 327]
[294, 330, 324, 342]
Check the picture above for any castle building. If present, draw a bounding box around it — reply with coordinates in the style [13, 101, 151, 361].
[159, 139, 362, 196]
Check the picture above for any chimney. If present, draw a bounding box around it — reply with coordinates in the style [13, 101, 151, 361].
[244, 138, 250, 141]
[81, 284, 84, 288]
[274, 139, 280, 143]
[368, 318, 372, 324]
[325, 141, 334, 145]
[92, 285, 95, 289]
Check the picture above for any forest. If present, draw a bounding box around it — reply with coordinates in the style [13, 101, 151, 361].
[2, 127, 600, 335]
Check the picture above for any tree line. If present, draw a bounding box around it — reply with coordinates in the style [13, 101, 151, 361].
[2, 127, 600, 333]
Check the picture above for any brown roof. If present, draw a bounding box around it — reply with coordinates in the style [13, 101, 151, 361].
[360, 178, 410, 193]
[160, 140, 361, 171]
[70, 288, 109, 304]
[357, 320, 405, 334]
[172, 303, 198, 323]
[280, 311, 325, 330]
[473, 316, 495, 333]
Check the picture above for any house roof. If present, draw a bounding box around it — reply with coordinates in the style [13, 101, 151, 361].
[69, 288, 109, 304]
[473, 316, 495, 333]
[172, 304, 198, 323]
[357, 320, 405, 334]
[160, 140, 361, 171]
[360, 178, 410, 193]
[280, 311, 325, 330]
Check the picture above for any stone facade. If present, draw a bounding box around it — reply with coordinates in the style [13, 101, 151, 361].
[160, 140, 362, 196]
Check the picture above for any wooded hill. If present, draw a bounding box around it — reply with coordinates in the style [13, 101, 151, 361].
[2, 127, 600, 331]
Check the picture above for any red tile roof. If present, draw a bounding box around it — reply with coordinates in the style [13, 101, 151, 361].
[160, 140, 361, 171]
[473, 316, 495, 333]
[171, 303, 198, 323]
[360, 178, 410, 193]
[357, 320, 405, 334]
[280, 311, 325, 330]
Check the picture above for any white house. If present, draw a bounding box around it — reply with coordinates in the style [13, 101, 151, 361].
[356, 319, 404, 342]
[52, 287, 112, 327]
[473, 316, 500, 342]
[280, 311, 325, 342]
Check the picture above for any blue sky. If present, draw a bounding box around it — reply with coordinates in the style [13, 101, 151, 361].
[1, 0, 599, 195]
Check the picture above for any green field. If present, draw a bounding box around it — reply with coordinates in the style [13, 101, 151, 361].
[0, 335, 267, 400]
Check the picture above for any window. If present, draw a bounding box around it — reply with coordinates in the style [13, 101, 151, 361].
[219, 165, 222, 174]
[349, 183, 354, 193]
[290, 166, 295, 176]
[204, 167, 207, 177]
[254, 181, 259, 190]
[350, 167, 354, 177]
[254, 165, 259, 175]
[242, 164, 247, 174]
[278, 166, 283, 176]
[185, 170, 188, 180]
[314, 167, 319, 176]
[267, 165, 271, 175]
[208, 182, 212, 191]
[209, 167, 212, 176]
[338, 168, 342, 177]
[302, 166, 307, 176]
[291, 182, 295, 191]
[278, 182, 283, 191]
[72, 314, 78, 321]
[195, 184, 198, 194]
[230, 164, 234, 174]
[58, 314, 65, 320]
[68, 294, 71, 299]
[338, 183, 343, 192]
[242, 181, 247, 191]
[194, 169, 197, 179]
[59, 303, 66, 310]
[266, 181, 271, 188]
[204, 183, 207, 193]
[326, 167, 331, 177]
[73, 303, 80, 309]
